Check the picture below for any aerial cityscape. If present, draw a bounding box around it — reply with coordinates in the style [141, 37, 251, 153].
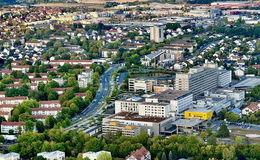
[0, 0, 259, 160]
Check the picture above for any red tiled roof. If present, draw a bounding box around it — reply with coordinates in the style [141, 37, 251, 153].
[12, 65, 30, 68]
[1, 121, 25, 126]
[245, 102, 260, 113]
[0, 104, 16, 108]
[0, 91, 5, 95]
[32, 115, 47, 119]
[0, 96, 27, 101]
[52, 87, 73, 91]
[50, 60, 92, 63]
[0, 111, 9, 115]
[39, 100, 60, 104]
[32, 107, 62, 111]
[252, 65, 260, 69]
[1, 70, 12, 73]
[126, 147, 149, 160]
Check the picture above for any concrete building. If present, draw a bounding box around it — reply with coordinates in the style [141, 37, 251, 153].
[78, 70, 93, 88]
[82, 151, 111, 160]
[0, 152, 20, 160]
[115, 90, 193, 117]
[37, 151, 65, 160]
[218, 70, 232, 87]
[102, 112, 174, 136]
[150, 25, 164, 43]
[175, 64, 218, 98]
[0, 96, 27, 105]
[128, 76, 174, 93]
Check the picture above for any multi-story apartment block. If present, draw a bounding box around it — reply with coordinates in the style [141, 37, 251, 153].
[150, 25, 164, 43]
[1, 122, 25, 134]
[39, 100, 61, 108]
[0, 97, 27, 105]
[11, 65, 30, 73]
[78, 70, 93, 88]
[31, 107, 62, 117]
[37, 151, 65, 160]
[128, 78, 155, 93]
[175, 64, 218, 98]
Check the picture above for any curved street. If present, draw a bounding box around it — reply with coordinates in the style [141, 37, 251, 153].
[67, 64, 119, 130]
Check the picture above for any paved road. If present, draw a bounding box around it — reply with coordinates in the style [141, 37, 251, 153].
[68, 65, 119, 129]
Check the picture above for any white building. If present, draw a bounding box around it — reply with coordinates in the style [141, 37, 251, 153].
[150, 25, 165, 43]
[0, 152, 20, 160]
[11, 65, 30, 73]
[242, 102, 260, 115]
[115, 90, 193, 116]
[37, 151, 65, 160]
[39, 100, 61, 108]
[78, 70, 93, 88]
[1, 122, 25, 134]
[0, 97, 27, 105]
[82, 151, 111, 160]
[31, 107, 62, 117]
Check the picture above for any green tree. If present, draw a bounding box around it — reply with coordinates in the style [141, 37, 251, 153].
[45, 116, 56, 129]
[0, 135, 5, 143]
[161, 152, 167, 160]
[208, 135, 217, 145]
[97, 152, 112, 160]
[25, 120, 34, 132]
[217, 122, 230, 138]
[36, 121, 45, 133]
[85, 138, 103, 152]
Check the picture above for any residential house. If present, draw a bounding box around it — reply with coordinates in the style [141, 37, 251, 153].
[126, 147, 151, 160]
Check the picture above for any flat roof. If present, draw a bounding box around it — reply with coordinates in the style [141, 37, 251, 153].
[172, 119, 203, 127]
[232, 77, 260, 88]
[109, 112, 168, 123]
[186, 108, 213, 113]
[149, 90, 190, 100]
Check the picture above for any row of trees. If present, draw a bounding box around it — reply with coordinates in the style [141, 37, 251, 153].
[8, 128, 260, 160]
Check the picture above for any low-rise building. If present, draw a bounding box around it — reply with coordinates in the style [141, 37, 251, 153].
[184, 108, 213, 120]
[82, 151, 111, 160]
[0, 152, 20, 160]
[126, 147, 151, 160]
[102, 112, 174, 136]
[37, 151, 65, 160]
[242, 102, 260, 115]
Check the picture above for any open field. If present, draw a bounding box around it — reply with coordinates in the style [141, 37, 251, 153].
[76, 0, 149, 4]
[230, 127, 260, 144]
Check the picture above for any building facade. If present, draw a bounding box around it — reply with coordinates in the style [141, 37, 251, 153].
[150, 25, 164, 43]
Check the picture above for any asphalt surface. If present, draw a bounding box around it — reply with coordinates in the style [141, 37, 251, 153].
[69, 65, 119, 127]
